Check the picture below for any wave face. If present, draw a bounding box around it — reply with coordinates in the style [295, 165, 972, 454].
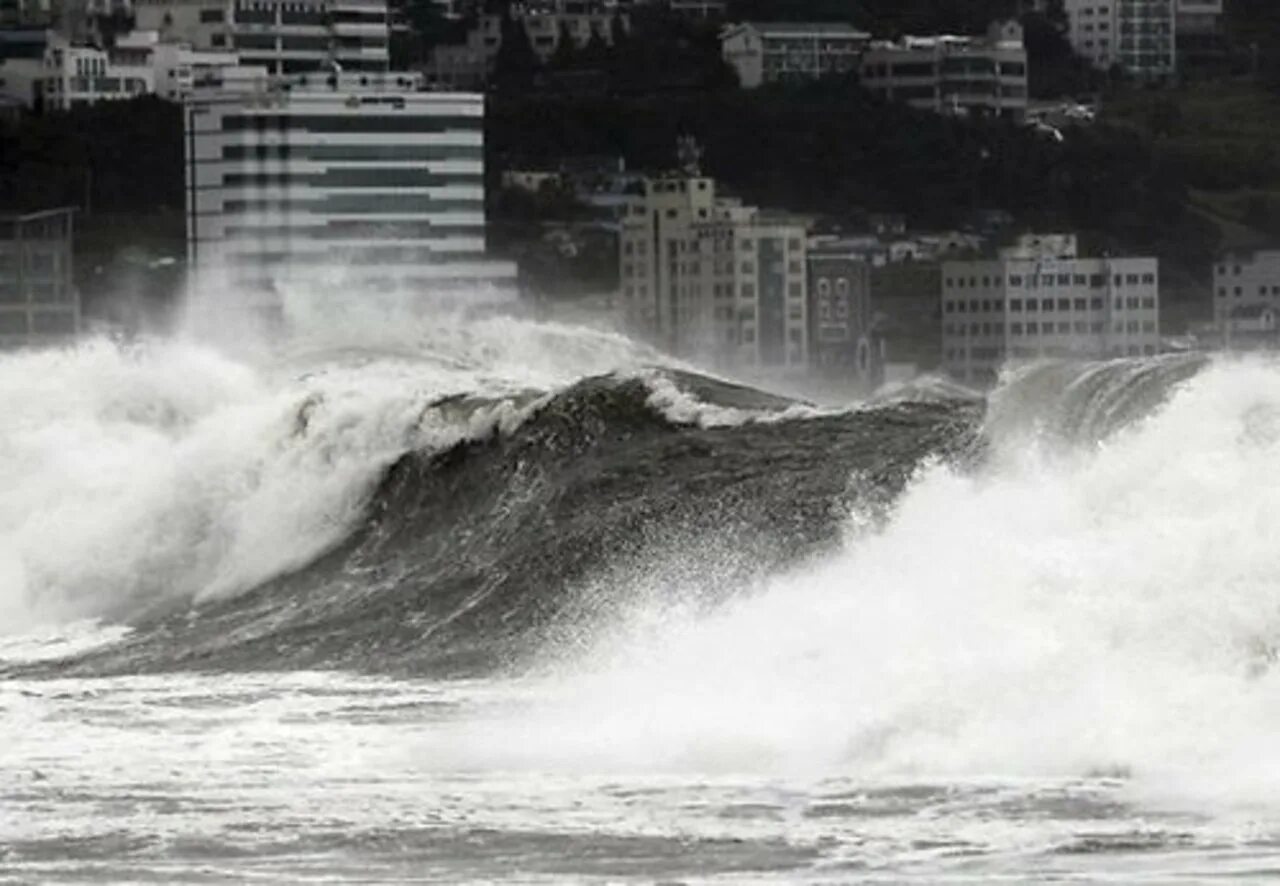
[7, 326, 1280, 796]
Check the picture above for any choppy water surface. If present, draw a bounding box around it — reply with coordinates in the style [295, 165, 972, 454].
[5, 306, 1280, 882]
[7, 672, 1279, 884]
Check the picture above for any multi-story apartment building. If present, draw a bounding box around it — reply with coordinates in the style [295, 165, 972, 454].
[806, 240, 883, 389]
[941, 248, 1160, 385]
[0, 207, 78, 348]
[859, 20, 1028, 121]
[619, 173, 809, 373]
[719, 22, 870, 89]
[0, 29, 263, 107]
[1212, 250, 1280, 326]
[134, 0, 389, 74]
[425, 0, 626, 88]
[184, 72, 515, 306]
[1063, 0, 1176, 80]
[0, 35, 150, 108]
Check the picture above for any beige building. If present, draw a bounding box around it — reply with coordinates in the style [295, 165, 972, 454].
[942, 252, 1160, 385]
[619, 174, 808, 374]
[0, 208, 79, 348]
[859, 20, 1028, 121]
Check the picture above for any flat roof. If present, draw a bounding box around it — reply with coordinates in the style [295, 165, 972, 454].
[738, 21, 871, 37]
[0, 207, 77, 223]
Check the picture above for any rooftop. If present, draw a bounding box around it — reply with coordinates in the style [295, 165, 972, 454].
[728, 21, 871, 38]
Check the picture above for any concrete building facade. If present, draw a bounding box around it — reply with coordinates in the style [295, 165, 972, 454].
[1064, 0, 1176, 80]
[719, 21, 870, 89]
[806, 241, 883, 389]
[619, 174, 809, 373]
[942, 254, 1161, 385]
[0, 29, 264, 107]
[0, 208, 79, 348]
[184, 72, 514, 305]
[1213, 249, 1280, 326]
[859, 20, 1028, 120]
[134, 0, 390, 74]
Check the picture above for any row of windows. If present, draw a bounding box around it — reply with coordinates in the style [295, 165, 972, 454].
[946, 320, 1156, 336]
[946, 343, 1159, 363]
[222, 170, 482, 188]
[223, 222, 481, 239]
[223, 196, 481, 213]
[1217, 285, 1280, 297]
[223, 144, 481, 162]
[220, 114, 479, 133]
[945, 295, 1156, 313]
[946, 271, 1156, 289]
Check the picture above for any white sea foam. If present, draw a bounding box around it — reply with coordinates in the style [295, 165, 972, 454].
[419, 357, 1280, 808]
[0, 300, 670, 635]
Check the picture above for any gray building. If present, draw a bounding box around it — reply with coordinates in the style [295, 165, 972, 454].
[720, 21, 870, 89]
[806, 241, 883, 391]
[859, 20, 1028, 121]
[0, 207, 79, 348]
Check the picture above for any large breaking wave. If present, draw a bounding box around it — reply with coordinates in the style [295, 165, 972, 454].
[8, 309, 1280, 797]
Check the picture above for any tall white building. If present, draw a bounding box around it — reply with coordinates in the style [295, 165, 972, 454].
[619, 174, 808, 373]
[942, 247, 1160, 385]
[1063, 0, 1176, 80]
[719, 22, 870, 89]
[859, 20, 1028, 121]
[184, 71, 515, 306]
[134, 0, 390, 74]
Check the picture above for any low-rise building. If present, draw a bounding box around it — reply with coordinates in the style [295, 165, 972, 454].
[619, 172, 809, 374]
[134, 0, 390, 75]
[1222, 303, 1280, 351]
[1213, 249, 1280, 326]
[719, 21, 869, 89]
[941, 251, 1160, 385]
[0, 29, 262, 107]
[0, 207, 79, 348]
[859, 20, 1028, 121]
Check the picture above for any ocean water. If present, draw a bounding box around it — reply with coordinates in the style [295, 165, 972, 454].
[4, 302, 1280, 883]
